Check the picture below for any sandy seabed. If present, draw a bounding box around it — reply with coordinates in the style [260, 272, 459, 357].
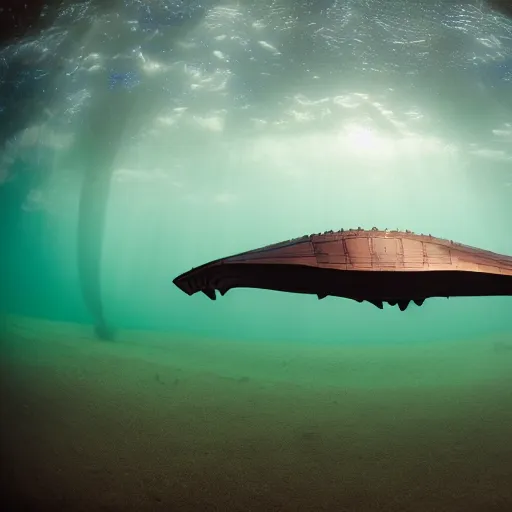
[1, 314, 512, 512]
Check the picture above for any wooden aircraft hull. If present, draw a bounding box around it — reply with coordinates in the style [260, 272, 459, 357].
[173, 229, 512, 310]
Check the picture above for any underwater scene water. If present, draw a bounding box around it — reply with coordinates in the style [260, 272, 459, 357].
[1, 1, 512, 510]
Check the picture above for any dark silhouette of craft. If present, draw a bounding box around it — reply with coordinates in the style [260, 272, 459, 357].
[173, 229, 512, 311]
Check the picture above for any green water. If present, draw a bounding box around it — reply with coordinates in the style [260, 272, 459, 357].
[2, 146, 511, 342]
[1, 1, 512, 510]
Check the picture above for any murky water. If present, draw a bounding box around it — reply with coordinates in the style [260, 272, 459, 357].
[1, 1, 511, 510]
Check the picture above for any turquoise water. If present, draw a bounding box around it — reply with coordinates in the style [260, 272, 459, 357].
[0, 2, 511, 510]
[0, 1, 511, 344]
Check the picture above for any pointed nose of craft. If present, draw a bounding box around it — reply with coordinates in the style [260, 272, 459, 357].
[173, 273, 194, 295]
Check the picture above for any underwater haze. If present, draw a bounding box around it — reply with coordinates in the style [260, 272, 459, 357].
[1, 1, 512, 511]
